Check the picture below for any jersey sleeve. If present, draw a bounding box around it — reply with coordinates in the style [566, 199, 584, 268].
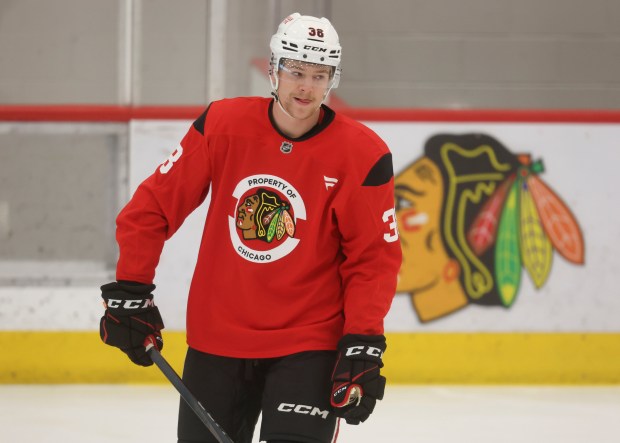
[115, 109, 212, 284]
[336, 151, 402, 336]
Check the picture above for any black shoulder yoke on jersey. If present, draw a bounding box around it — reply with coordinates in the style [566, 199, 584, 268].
[192, 104, 212, 135]
[362, 153, 394, 186]
[192, 101, 334, 142]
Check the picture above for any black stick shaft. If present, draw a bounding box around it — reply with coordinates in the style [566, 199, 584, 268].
[146, 346, 234, 443]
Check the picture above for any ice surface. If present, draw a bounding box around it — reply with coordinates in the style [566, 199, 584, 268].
[0, 384, 618, 442]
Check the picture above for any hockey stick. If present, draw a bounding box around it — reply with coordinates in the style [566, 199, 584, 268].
[145, 339, 234, 443]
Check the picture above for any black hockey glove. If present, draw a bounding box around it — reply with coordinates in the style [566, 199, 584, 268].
[330, 334, 387, 425]
[99, 281, 164, 366]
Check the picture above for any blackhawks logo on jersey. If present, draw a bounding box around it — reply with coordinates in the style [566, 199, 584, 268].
[229, 174, 306, 263]
[237, 189, 296, 242]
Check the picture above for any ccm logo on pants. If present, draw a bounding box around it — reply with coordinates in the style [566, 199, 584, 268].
[277, 403, 329, 419]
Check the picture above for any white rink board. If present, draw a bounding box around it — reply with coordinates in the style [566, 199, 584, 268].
[1, 118, 619, 332]
[128, 119, 620, 332]
[368, 121, 620, 332]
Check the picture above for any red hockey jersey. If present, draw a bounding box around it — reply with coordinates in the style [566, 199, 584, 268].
[116, 97, 402, 358]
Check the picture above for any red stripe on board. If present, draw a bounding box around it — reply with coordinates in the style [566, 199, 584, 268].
[0, 105, 205, 122]
[341, 108, 620, 123]
[1, 104, 620, 123]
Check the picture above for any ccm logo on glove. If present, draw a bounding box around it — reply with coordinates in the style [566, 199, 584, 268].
[105, 298, 155, 309]
[344, 345, 383, 358]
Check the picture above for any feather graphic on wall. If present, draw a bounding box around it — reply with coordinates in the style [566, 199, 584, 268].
[528, 175, 585, 264]
[494, 179, 522, 307]
[520, 175, 553, 288]
[468, 174, 515, 256]
[470, 154, 585, 305]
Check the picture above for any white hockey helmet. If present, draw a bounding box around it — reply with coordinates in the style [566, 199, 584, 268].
[269, 13, 342, 89]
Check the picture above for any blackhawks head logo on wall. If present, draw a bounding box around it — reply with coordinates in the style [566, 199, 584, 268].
[229, 174, 306, 263]
[395, 133, 585, 323]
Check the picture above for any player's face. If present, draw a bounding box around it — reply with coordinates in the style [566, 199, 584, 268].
[395, 157, 449, 292]
[276, 59, 332, 120]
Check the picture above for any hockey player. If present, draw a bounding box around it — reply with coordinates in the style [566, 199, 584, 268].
[99, 12, 402, 443]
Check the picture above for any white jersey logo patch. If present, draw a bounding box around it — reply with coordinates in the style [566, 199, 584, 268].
[229, 175, 306, 263]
